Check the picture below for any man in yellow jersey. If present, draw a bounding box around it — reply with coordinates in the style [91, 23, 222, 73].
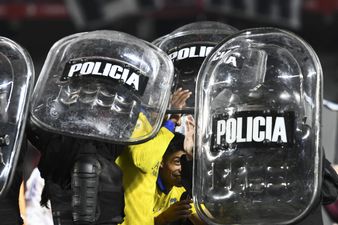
[116, 89, 191, 225]
[153, 132, 205, 225]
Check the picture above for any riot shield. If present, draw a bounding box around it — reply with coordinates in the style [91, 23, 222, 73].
[194, 28, 322, 224]
[0, 37, 34, 196]
[157, 21, 238, 113]
[30, 30, 174, 144]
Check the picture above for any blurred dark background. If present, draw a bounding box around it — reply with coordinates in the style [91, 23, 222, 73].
[1, 0, 338, 103]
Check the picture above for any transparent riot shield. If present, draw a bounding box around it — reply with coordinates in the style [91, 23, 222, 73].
[0, 37, 34, 196]
[157, 21, 238, 113]
[194, 28, 322, 224]
[30, 30, 174, 144]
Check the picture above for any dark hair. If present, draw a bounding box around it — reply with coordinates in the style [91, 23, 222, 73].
[163, 132, 185, 160]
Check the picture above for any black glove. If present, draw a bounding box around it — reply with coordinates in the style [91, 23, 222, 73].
[322, 156, 338, 205]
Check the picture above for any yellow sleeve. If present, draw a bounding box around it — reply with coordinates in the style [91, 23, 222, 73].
[128, 113, 174, 173]
[131, 113, 154, 139]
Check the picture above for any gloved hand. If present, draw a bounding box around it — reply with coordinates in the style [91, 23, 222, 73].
[322, 156, 338, 205]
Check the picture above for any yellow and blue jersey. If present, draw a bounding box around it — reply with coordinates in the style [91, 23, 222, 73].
[116, 113, 174, 225]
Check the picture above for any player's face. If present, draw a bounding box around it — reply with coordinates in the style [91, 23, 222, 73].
[161, 150, 185, 188]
